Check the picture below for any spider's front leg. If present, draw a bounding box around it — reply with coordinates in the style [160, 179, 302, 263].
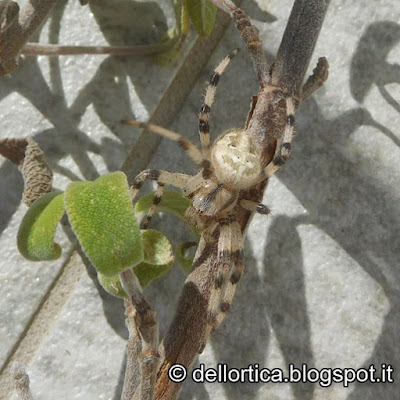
[301, 57, 329, 101]
[130, 169, 191, 228]
[262, 96, 296, 178]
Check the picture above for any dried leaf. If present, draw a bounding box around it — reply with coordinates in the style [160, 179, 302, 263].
[0, 137, 53, 206]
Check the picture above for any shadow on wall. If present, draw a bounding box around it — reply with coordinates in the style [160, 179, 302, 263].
[180, 19, 400, 400]
[0, 0, 168, 234]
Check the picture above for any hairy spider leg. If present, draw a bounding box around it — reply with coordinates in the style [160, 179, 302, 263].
[301, 57, 329, 101]
[231, 6, 270, 87]
[215, 219, 244, 329]
[130, 169, 191, 228]
[239, 199, 270, 215]
[142, 182, 165, 229]
[199, 48, 240, 159]
[122, 120, 206, 167]
[262, 96, 296, 178]
[206, 216, 244, 334]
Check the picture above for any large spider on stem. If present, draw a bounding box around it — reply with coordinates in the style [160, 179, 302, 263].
[123, 45, 299, 331]
[124, 34, 327, 339]
[122, 2, 329, 397]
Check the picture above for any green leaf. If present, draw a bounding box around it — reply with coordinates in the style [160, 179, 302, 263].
[176, 241, 197, 274]
[186, 0, 217, 37]
[65, 172, 143, 277]
[134, 190, 191, 225]
[97, 272, 127, 299]
[17, 191, 65, 261]
[135, 229, 175, 288]
[153, 0, 189, 65]
[98, 229, 174, 297]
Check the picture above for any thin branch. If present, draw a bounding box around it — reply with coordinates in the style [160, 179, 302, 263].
[21, 40, 177, 57]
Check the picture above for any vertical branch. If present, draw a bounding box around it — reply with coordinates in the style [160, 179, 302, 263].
[154, 1, 330, 399]
[269, 0, 331, 95]
[121, 302, 142, 400]
[120, 269, 160, 400]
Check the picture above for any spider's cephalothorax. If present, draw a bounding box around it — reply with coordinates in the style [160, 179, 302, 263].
[124, 13, 328, 336]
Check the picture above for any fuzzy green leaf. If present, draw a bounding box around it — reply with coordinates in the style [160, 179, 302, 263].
[136, 229, 175, 287]
[98, 229, 174, 297]
[176, 241, 197, 274]
[65, 172, 143, 277]
[17, 191, 65, 261]
[134, 190, 191, 224]
[187, 0, 217, 37]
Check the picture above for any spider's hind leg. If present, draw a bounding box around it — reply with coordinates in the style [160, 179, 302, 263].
[207, 215, 244, 333]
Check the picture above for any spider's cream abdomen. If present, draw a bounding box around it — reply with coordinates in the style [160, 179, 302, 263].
[211, 129, 262, 189]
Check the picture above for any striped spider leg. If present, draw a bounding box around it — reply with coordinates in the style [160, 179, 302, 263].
[123, 48, 301, 337]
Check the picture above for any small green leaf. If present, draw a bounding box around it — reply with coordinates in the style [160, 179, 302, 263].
[97, 272, 127, 299]
[17, 191, 65, 261]
[136, 229, 175, 288]
[176, 241, 197, 274]
[98, 229, 174, 297]
[187, 0, 217, 37]
[65, 172, 143, 277]
[134, 190, 191, 224]
[153, 0, 189, 65]
[153, 34, 183, 66]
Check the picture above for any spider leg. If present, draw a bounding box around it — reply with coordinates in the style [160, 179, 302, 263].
[301, 57, 329, 101]
[130, 169, 192, 228]
[199, 49, 239, 159]
[214, 218, 244, 330]
[207, 216, 244, 333]
[142, 182, 165, 229]
[229, 4, 270, 87]
[262, 96, 296, 178]
[240, 199, 270, 215]
[122, 120, 206, 167]
[207, 217, 232, 329]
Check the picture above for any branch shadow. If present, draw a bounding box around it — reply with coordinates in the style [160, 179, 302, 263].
[0, 0, 170, 232]
[0, 4, 172, 396]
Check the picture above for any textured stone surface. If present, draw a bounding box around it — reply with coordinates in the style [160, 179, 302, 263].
[1, 0, 399, 399]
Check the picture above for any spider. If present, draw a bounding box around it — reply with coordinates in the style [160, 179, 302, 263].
[123, 2, 328, 339]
